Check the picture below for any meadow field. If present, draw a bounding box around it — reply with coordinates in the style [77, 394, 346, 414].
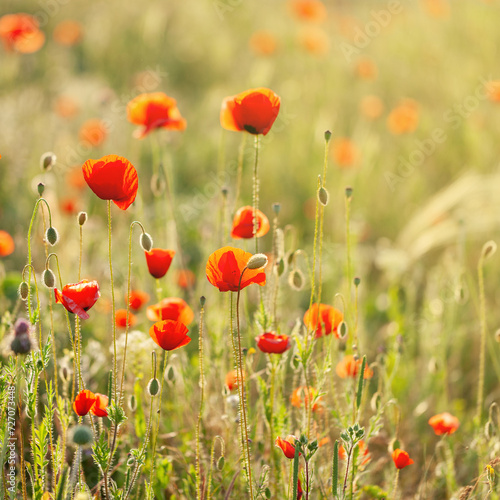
[1, 0, 500, 498]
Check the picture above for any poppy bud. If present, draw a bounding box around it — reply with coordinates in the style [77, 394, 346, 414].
[247, 253, 268, 270]
[324, 130, 332, 142]
[221, 187, 228, 197]
[272, 203, 281, 215]
[288, 269, 304, 291]
[485, 420, 495, 440]
[200, 296, 206, 308]
[338, 321, 348, 339]
[37, 182, 45, 196]
[11, 333, 31, 354]
[60, 365, 71, 383]
[72, 425, 93, 445]
[217, 456, 225, 470]
[46, 227, 59, 246]
[481, 240, 497, 260]
[345, 187, 353, 199]
[370, 392, 381, 412]
[78, 211, 87, 226]
[318, 186, 329, 206]
[128, 394, 137, 412]
[19, 281, 29, 301]
[140, 232, 153, 252]
[276, 258, 285, 277]
[147, 378, 159, 397]
[40, 152, 56, 171]
[354, 277, 361, 287]
[43, 269, 56, 288]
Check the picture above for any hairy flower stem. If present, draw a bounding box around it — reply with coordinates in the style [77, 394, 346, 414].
[252, 135, 260, 254]
[196, 301, 206, 500]
[268, 356, 280, 496]
[236, 268, 254, 499]
[476, 253, 487, 425]
[107, 201, 118, 403]
[391, 469, 400, 500]
[342, 446, 353, 498]
[234, 133, 248, 212]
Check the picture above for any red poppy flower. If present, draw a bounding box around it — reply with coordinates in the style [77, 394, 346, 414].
[82, 154, 138, 210]
[290, 386, 322, 412]
[428, 412, 460, 436]
[149, 319, 191, 351]
[145, 248, 175, 279]
[275, 435, 299, 459]
[79, 119, 108, 147]
[0, 230, 15, 257]
[225, 369, 245, 391]
[115, 309, 137, 328]
[303, 303, 343, 338]
[0, 14, 45, 54]
[206, 246, 266, 292]
[54, 279, 100, 320]
[336, 355, 373, 379]
[73, 389, 97, 416]
[231, 206, 270, 239]
[127, 289, 150, 311]
[289, 0, 327, 23]
[220, 88, 280, 136]
[176, 269, 196, 289]
[392, 449, 414, 469]
[256, 332, 291, 354]
[127, 92, 187, 138]
[90, 393, 108, 417]
[339, 440, 371, 466]
[146, 297, 194, 325]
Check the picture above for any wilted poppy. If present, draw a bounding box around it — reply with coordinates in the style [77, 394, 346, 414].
[387, 99, 419, 135]
[249, 31, 277, 56]
[54, 279, 100, 320]
[149, 319, 191, 351]
[303, 303, 343, 338]
[231, 206, 270, 239]
[90, 393, 108, 417]
[225, 369, 245, 391]
[339, 440, 371, 466]
[428, 412, 460, 435]
[79, 119, 108, 147]
[145, 248, 175, 279]
[256, 332, 291, 354]
[146, 297, 194, 325]
[336, 355, 373, 379]
[176, 269, 196, 289]
[52, 20, 82, 46]
[82, 154, 138, 210]
[220, 88, 280, 136]
[275, 435, 300, 459]
[127, 289, 150, 311]
[127, 92, 187, 138]
[0, 14, 45, 54]
[115, 309, 137, 328]
[206, 246, 266, 292]
[392, 448, 414, 469]
[331, 138, 358, 168]
[290, 386, 322, 412]
[289, 0, 327, 22]
[360, 95, 384, 120]
[73, 389, 97, 416]
[0, 230, 15, 256]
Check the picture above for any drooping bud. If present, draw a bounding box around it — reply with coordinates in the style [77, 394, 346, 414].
[40, 152, 56, 171]
[217, 456, 225, 470]
[43, 269, 56, 288]
[318, 186, 329, 206]
[147, 378, 159, 397]
[46, 227, 59, 246]
[37, 182, 45, 196]
[288, 269, 304, 291]
[481, 240, 497, 261]
[276, 258, 285, 277]
[247, 253, 268, 270]
[128, 394, 137, 412]
[78, 211, 87, 226]
[19, 281, 29, 301]
[140, 232, 153, 252]
[324, 130, 332, 142]
[338, 321, 348, 339]
[72, 425, 93, 445]
[60, 365, 72, 383]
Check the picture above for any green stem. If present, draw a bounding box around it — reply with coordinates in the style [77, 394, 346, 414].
[107, 201, 118, 403]
[252, 135, 260, 254]
[196, 302, 206, 500]
[234, 133, 248, 212]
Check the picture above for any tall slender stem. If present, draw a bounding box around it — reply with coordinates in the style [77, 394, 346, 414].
[107, 201, 117, 403]
[196, 300, 206, 500]
[234, 133, 248, 212]
[252, 135, 260, 254]
[476, 253, 487, 424]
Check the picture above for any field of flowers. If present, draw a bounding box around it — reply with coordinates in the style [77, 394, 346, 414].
[1, 0, 500, 499]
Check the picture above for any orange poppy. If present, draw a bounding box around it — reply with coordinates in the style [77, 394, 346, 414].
[299, 27, 329, 55]
[149, 319, 191, 351]
[79, 119, 108, 147]
[355, 58, 378, 80]
[176, 269, 196, 289]
[275, 435, 300, 459]
[428, 412, 460, 435]
[289, 0, 327, 22]
[486, 81, 500, 102]
[225, 369, 245, 391]
[392, 448, 414, 469]
[146, 297, 194, 325]
[336, 355, 373, 379]
[127, 289, 150, 311]
[360, 95, 384, 120]
[303, 303, 343, 338]
[231, 206, 270, 239]
[126, 92, 187, 138]
[52, 20, 82, 46]
[422, 0, 450, 17]
[82, 154, 138, 210]
[331, 138, 358, 168]
[339, 440, 371, 465]
[90, 393, 108, 417]
[66, 166, 86, 190]
[256, 332, 291, 354]
[290, 386, 322, 412]
[115, 309, 137, 328]
[220, 88, 280, 136]
[249, 31, 277, 56]
[145, 248, 175, 279]
[206, 246, 267, 292]
[387, 99, 419, 135]
[73, 389, 97, 416]
[54, 279, 100, 320]
[0, 14, 45, 54]
[0, 230, 15, 257]
[54, 95, 79, 119]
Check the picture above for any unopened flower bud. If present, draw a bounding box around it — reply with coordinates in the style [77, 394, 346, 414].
[147, 378, 159, 397]
[14, 318, 31, 336]
[345, 187, 353, 200]
[60, 365, 71, 383]
[78, 211, 87, 226]
[221, 187, 228, 197]
[43, 269, 56, 288]
[37, 182, 45, 196]
[217, 456, 225, 470]
[276, 258, 285, 277]
[140, 232, 153, 252]
[272, 203, 281, 215]
[324, 130, 332, 142]
[481, 240, 497, 260]
[11, 333, 31, 355]
[247, 253, 268, 270]
[72, 425, 93, 445]
[200, 296, 206, 308]
[19, 281, 29, 301]
[46, 227, 59, 246]
[338, 321, 348, 339]
[288, 269, 304, 291]
[40, 152, 56, 171]
[354, 277, 361, 287]
[318, 186, 329, 206]
[128, 394, 137, 412]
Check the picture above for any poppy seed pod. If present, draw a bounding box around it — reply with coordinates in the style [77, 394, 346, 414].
[72, 425, 93, 445]
[43, 269, 56, 288]
[147, 378, 160, 396]
[46, 227, 59, 246]
[354, 277, 361, 286]
[318, 186, 329, 206]
[37, 182, 45, 196]
[40, 152, 56, 171]
[19, 281, 29, 301]
[247, 253, 268, 270]
[345, 186, 353, 199]
[78, 211, 87, 226]
[140, 232, 153, 252]
[324, 130, 332, 142]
